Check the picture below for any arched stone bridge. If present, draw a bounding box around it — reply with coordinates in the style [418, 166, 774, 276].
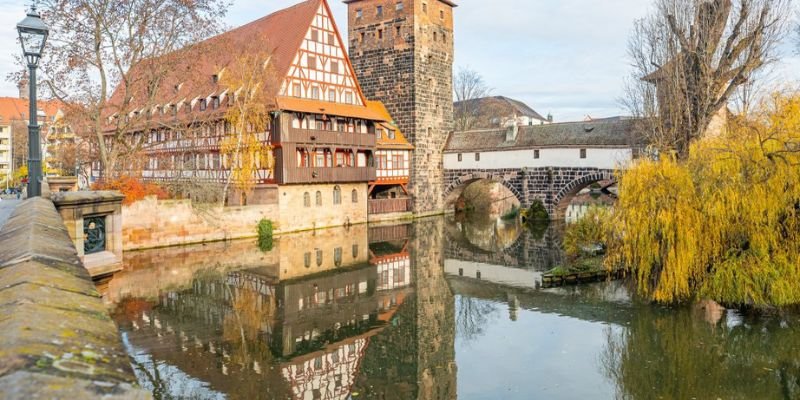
[443, 118, 638, 220]
[444, 167, 617, 220]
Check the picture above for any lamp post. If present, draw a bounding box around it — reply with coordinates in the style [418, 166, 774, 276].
[17, 5, 49, 198]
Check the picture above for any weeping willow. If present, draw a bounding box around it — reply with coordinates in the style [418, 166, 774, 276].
[609, 95, 800, 306]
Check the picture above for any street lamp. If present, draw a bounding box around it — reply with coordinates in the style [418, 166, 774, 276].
[17, 5, 49, 198]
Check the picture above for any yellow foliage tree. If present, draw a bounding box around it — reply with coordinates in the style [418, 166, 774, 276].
[219, 48, 278, 205]
[609, 94, 800, 307]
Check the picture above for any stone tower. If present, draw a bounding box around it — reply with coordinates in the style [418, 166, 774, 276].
[345, 0, 456, 214]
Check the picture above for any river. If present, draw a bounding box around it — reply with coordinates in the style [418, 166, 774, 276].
[99, 217, 800, 400]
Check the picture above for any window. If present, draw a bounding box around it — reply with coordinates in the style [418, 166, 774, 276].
[393, 154, 403, 169]
[534, 149, 540, 159]
[211, 96, 220, 109]
[433, 31, 437, 41]
[360, 32, 365, 42]
[316, 191, 323, 206]
[345, 92, 353, 104]
[308, 56, 317, 70]
[377, 155, 388, 169]
[328, 33, 335, 44]
[333, 186, 342, 205]
[440, 9, 444, 19]
[311, 29, 319, 42]
[475, 153, 480, 161]
[293, 83, 302, 97]
[378, 29, 383, 40]
[311, 87, 321, 99]
[351, 189, 358, 203]
[334, 247, 343, 267]
[376, 129, 382, 140]
[396, 26, 401, 37]
[316, 249, 323, 266]
[304, 192, 311, 207]
[331, 61, 339, 74]
[212, 74, 219, 83]
[328, 89, 336, 102]
[396, 1, 403, 11]
[422, 2, 427, 12]
[580, 149, 587, 159]
[199, 99, 207, 111]
[376, 5, 383, 16]
[457, 153, 462, 162]
[356, 9, 362, 19]
[304, 252, 312, 268]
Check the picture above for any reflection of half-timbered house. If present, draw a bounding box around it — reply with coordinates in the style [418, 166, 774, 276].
[103, 0, 407, 229]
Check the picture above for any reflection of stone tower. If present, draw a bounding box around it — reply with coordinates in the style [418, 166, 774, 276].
[346, 0, 456, 214]
[411, 217, 456, 399]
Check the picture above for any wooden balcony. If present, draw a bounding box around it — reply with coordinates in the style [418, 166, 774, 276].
[368, 198, 411, 215]
[275, 127, 376, 148]
[281, 166, 376, 184]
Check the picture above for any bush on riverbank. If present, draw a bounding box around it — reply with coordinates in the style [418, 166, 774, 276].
[564, 205, 611, 260]
[257, 218, 274, 251]
[92, 176, 168, 205]
[608, 95, 800, 307]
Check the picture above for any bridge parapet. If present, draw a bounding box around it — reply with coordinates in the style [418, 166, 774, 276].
[0, 197, 148, 399]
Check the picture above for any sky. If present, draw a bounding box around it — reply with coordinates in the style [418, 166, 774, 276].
[0, 0, 798, 121]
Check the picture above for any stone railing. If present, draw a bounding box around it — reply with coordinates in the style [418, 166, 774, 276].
[0, 197, 149, 399]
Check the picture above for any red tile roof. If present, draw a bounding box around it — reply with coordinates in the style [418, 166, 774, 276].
[0, 97, 63, 125]
[107, 0, 378, 126]
[366, 101, 413, 150]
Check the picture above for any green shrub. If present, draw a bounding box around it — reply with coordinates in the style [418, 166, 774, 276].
[257, 219, 274, 251]
[500, 205, 520, 221]
[522, 199, 550, 222]
[563, 206, 611, 259]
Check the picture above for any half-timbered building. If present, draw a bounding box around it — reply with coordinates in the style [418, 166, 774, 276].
[102, 0, 406, 229]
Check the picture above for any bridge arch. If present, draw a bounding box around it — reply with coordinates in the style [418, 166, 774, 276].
[552, 170, 616, 221]
[444, 172, 524, 213]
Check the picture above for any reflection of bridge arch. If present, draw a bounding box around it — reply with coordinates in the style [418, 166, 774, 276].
[552, 170, 616, 221]
[443, 172, 524, 212]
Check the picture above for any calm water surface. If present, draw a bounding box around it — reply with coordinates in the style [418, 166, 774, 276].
[101, 217, 800, 400]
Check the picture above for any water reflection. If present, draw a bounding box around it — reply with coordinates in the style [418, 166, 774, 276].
[104, 217, 800, 399]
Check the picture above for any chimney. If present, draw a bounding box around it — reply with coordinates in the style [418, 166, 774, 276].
[547, 113, 553, 123]
[18, 73, 29, 100]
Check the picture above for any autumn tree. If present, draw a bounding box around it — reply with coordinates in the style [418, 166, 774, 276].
[624, 0, 790, 159]
[453, 67, 492, 131]
[608, 94, 800, 307]
[35, 0, 228, 179]
[219, 46, 279, 206]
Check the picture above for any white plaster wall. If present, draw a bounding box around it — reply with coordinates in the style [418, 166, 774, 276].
[444, 147, 632, 170]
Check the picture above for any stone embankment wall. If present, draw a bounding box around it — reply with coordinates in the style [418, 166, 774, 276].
[0, 197, 148, 399]
[122, 196, 279, 251]
[122, 187, 370, 250]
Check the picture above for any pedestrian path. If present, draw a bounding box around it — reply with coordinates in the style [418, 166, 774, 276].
[0, 199, 21, 230]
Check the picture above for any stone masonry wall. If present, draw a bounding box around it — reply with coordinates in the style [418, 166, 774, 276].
[0, 197, 147, 399]
[444, 167, 616, 218]
[348, 0, 455, 214]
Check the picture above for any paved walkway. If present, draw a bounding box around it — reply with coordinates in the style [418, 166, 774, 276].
[0, 199, 21, 230]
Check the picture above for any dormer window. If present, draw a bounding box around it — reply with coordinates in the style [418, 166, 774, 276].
[170, 105, 177, 116]
[212, 74, 219, 83]
[199, 98, 207, 111]
[211, 96, 220, 109]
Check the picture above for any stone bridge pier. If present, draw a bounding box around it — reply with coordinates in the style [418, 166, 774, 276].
[444, 167, 616, 220]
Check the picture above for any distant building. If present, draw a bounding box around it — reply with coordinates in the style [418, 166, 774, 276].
[454, 96, 551, 130]
[0, 92, 64, 187]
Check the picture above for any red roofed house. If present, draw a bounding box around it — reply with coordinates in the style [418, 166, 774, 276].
[0, 81, 66, 189]
[103, 0, 412, 231]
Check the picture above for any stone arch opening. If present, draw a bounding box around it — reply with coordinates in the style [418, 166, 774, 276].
[444, 175, 524, 215]
[552, 171, 616, 222]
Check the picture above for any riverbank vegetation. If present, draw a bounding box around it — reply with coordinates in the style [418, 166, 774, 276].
[608, 95, 800, 307]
